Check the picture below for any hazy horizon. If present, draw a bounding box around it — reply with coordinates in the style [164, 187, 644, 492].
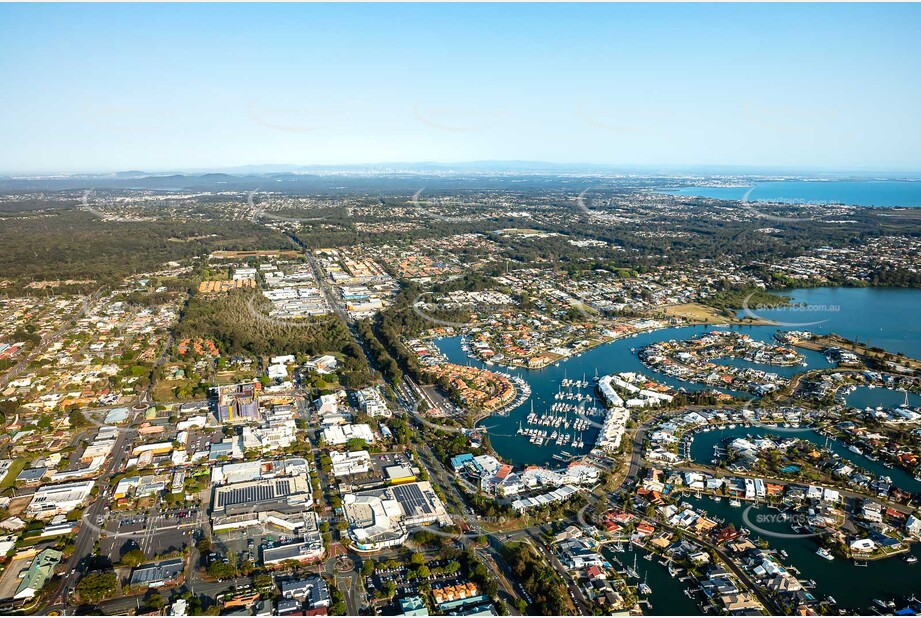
[5, 160, 921, 179]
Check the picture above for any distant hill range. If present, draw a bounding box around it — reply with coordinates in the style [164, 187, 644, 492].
[2, 162, 916, 193]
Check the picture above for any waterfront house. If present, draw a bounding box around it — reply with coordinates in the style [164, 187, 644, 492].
[906, 514, 921, 538]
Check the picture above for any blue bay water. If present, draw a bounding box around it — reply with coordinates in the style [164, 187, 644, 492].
[663, 180, 921, 207]
[740, 287, 921, 359]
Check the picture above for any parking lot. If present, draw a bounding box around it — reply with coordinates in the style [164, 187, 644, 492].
[369, 451, 415, 476]
[99, 506, 201, 562]
[213, 524, 301, 566]
[366, 559, 468, 604]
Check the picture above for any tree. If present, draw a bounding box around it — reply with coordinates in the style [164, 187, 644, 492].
[346, 438, 368, 451]
[143, 591, 166, 611]
[76, 571, 118, 603]
[120, 548, 146, 567]
[206, 561, 236, 580]
[254, 573, 274, 590]
[382, 581, 397, 598]
[238, 559, 255, 576]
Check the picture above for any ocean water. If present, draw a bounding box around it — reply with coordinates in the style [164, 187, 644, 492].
[664, 180, 921, 208]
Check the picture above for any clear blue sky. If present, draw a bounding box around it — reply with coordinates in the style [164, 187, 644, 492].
[1, 3, 919, 174]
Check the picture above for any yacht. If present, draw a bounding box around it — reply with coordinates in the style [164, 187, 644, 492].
[816, 548, 834, 561]
[638, 572, 652, 596]
[904, 555, 918, 565]
[625, 554, 639, 579]
[729, 498, 742, 507]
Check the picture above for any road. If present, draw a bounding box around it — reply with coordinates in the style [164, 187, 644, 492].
[40, 424, 134, 614]
[411, 444, 521, 615]
[502, 527, 591, 613]
[297, 236, 351, 326]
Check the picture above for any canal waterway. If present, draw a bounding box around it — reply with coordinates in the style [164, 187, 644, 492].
[600, 544, 701, 615]
[683, 496, 921, 613]
[432, 288, 919, 467]
[846, 385, 921, 410]
[687, 425, 921, 494]
[439, 324, 830, 467]
[738, 287, 921, 360]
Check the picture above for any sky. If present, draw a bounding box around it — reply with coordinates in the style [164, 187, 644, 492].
[1, 3, 920, 175]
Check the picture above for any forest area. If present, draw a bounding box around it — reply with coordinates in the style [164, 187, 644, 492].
[176, 290, 374, 388]
[0, 207, 289, 285]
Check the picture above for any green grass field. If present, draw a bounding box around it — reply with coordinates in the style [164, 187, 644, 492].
[0, 458, 27, 490]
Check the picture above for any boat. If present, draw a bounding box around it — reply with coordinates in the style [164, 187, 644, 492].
[816, 548, 834, 561]
[873, 599, 896, 609]
[625, 554, 639, 579]
[848, 444, 863, 455]
[638, 571, 652, 595]
[827, 596, 837, 605]
[904, 555, 918, 564]
[729, 498, 742, 507]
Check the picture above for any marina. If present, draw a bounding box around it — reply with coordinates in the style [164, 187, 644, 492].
[603, 545, 701, 615]
[429, 287, 921, 611]
[433, 287, 921, 468]
[514, 377, 602, 450]
[437, 326, 832, 467]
